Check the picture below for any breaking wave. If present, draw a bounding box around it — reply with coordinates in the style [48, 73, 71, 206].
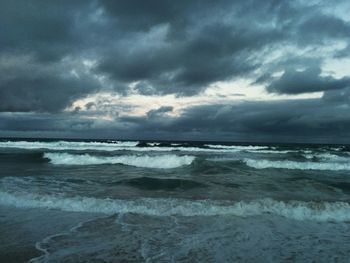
[0, 140, 284, 154]
[44, 153, 195, 169]
[303, 153, 350, 162]
[244, 159, 350, 171]
[1, 191, 350, 222]
[0, 140, 139, 151]
[205, 144, 269, 150]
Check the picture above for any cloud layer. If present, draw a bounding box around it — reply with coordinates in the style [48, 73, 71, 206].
[0, 0, 350, 142]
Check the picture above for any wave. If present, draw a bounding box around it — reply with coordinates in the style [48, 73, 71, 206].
[303, 153, 350, 162]
[1, 191, 350, 222]
[244, 159, 350, 171]
[245, 149, 294, 154]
[0, 140, 237, 153]
[146, 142, 161, 146]
[205, 144, 269, 150]
[0, 140, 292, 155]
[0, 140, 139, 151]
[44, 153, 195, 169]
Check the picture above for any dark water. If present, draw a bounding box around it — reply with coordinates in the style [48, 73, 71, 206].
[1, 139, 350, 262]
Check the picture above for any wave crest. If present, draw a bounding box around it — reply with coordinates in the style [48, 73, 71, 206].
[1, 191, 350, 222]
[44, 153, 195, 169]
[205, 144, 269, 150]
[244, 159, 350, 171]
[0, 140, 285, 153]
[0, 140, 139, 151]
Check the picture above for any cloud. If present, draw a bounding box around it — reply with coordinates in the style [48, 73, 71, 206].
[147, 106, 173, 118]
[122, 99, 350, 143]
[323, 86, 350, 104]
[0, 0, 91, 62]
[266, 67, 350, 94]
[0, 55, 102, 112]
[1, 0, 350, 142]
[1, 0, 348, 109]
[2, 98, 350, 143]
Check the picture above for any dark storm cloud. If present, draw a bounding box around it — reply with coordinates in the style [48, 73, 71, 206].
[147, 106, 173, 119]
[3, 98, 350, 143]
[266, 67, 350, 94]
[296, 13, 350, 44]
[0, 0, 103, 112]
[323, 86, 350, 104]
[94, 0, 350, 96]
[1, 0, 350, 142]
[94, 1, 285, 95]
[0, 112, 93, 132]
[0, 56, 102, 112]
[0, 0, 92, 62]
[113, 99, 350, 143]
[2, 0, 349, 112]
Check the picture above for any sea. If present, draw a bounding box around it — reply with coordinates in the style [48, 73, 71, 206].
[1, 138, 350, 262]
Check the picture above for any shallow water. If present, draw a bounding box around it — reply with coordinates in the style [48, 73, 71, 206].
[1, 139, 350, 262]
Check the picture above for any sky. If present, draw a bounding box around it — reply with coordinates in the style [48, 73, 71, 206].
[1, 0, 350, 143]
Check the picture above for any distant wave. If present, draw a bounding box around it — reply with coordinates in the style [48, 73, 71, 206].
[0, 140, 290, 154]
[205, 144, 269, 150]
[146, 142, 161, 146]
[244, 159, 350, 171]
[1, 191, 350, 222]
[0, 140, 242, 153]
[44, 153, 195, 169]
[204, 144, 296, 154]
[303, 153, 350, 162]
[0, 140, 139, 151]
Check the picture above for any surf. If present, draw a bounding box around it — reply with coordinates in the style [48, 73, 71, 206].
[1, 190, 350, 222]
[44, 152, 195, 169]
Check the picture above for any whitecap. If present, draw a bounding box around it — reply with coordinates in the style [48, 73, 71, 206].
[0, 140, 139, 151]
[205, 144, 269, 150]
[244, 158, 350, 171]
[44, 153, 195, 169]
[1, 191, 350, 222]
[303, 153, 350, 162]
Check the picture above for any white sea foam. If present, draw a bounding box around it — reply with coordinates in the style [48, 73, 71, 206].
[147, 142, 161, 146]
[0, 140, 302, 155]
[44, 153, 195, 169]
[303, 153, 350, 162]
[205, 144, 269, 150]
[244, 159, 350, 171]
[0, 140, 139, 151]
[245, 149, 294, 154]
[0, 140, 237, 152]
[0, 141, 220, 153]
[1, 191, 350, 222]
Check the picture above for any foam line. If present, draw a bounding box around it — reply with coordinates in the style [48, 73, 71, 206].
[244, 159, 350, 170]
[1, 191, 350, 222]
[44, 152, 195, 169]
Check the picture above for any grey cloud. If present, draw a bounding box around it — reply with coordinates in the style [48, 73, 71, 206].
[0, 0, 92, 62]
[297, 14, 350, 44]
[2, 98, 350, 143]
[323, 86, 350, 104]
[94, 0, 350, 96]
[1, 0, 350, 143]
[1, 0, 350, 108]
[266, 67, 350, 94]
[0, 56, 101, 112]
[133, 100, 350, 143]
[147, 106, 173, 118]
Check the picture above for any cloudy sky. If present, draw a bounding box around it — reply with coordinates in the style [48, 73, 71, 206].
[1, 0, 350, 143]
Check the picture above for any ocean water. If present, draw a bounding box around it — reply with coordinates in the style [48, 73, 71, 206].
[1, 139, 350, 262]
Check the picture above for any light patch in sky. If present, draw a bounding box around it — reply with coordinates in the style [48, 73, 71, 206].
[322, 57, 350, 78]
[69, 78, 323, 120]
